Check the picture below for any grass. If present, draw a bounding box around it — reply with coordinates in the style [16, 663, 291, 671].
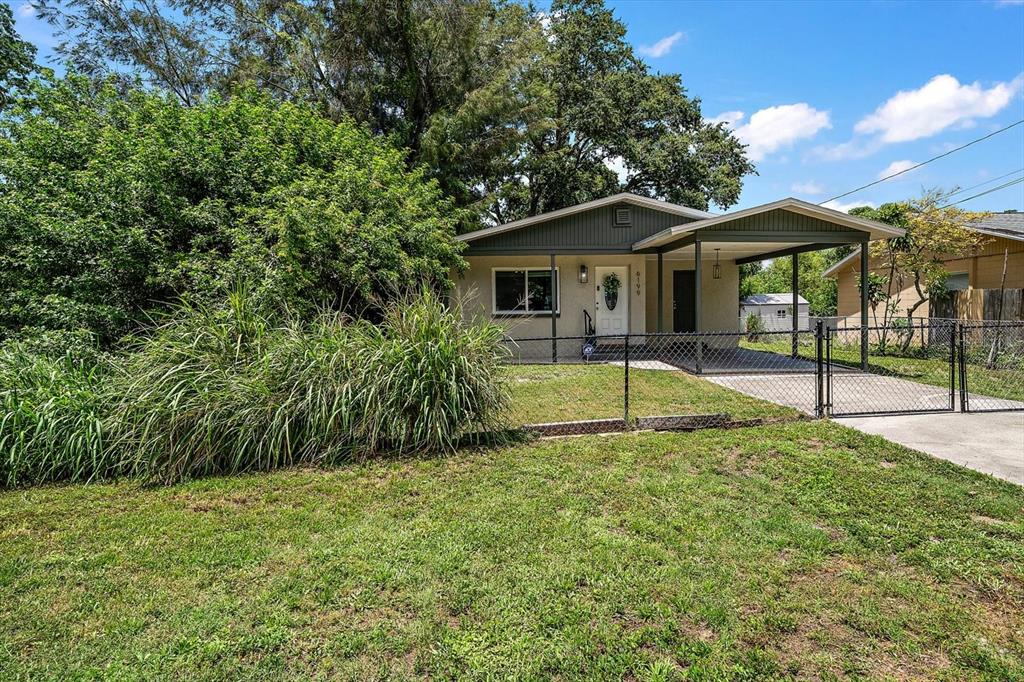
[740, 338, 1024, 404]
[2, 421, 1021, 680]
[505, 364, 800, 425]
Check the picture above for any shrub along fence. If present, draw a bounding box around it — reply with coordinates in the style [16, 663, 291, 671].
[501, 320, 1024, 434]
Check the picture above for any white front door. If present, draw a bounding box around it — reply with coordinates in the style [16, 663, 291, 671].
[594, 266, 629, 335]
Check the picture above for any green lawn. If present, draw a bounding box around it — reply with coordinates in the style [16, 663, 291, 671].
[2, 421, 1022, 680]
[741, 338, 1024, 404]
[505, 364, 800, 425]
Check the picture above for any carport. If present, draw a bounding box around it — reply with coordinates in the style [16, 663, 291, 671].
[632, 198, 904, 369]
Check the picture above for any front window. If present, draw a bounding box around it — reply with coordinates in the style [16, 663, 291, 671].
[777, 309, 787, 318]
[492, 268, 559, 314]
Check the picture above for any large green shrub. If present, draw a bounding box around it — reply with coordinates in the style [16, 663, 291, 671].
[0, 77, 465, 344]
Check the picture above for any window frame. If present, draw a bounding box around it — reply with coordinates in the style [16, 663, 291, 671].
[491, 267, 561, 316]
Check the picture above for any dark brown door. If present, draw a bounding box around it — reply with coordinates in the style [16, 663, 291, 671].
[672, 270, 696, 333]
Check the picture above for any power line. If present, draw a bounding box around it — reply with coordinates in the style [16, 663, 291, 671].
[942, 176, 1024, 207]
[820, 118, 1024, 205]
[940, 167, 1024, 200]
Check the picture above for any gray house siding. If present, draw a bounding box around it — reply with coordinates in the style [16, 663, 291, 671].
[699, 209, 865, 240]
[464, 203, 695, 255]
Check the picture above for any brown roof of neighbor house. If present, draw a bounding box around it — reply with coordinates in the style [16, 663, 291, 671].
[969, 212, 1024, 240]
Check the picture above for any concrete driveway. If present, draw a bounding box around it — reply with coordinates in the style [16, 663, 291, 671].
[839, 412, 1024, 485]
[705, 372, 1024, 485]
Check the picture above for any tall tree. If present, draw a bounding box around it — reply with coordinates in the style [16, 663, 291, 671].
[852, 192, 990, 350]
[423, 0, 754, 224]
[0, 2, 36, 109]
[36, 0, 754, 227]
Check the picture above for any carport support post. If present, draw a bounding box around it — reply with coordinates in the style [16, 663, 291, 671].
[550, 253, 557, 363]
[694, 239, 702, 374]
[656, 251, 664, 333]
[792, 252, 799, 358]
[860, 241, 869, 370]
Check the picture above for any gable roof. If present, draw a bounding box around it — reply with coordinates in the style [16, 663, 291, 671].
[457, 193, 715, 243]
[822, 212, 1024, 278]
[741, 293, 809, 306]
[632, 197, 905, 252]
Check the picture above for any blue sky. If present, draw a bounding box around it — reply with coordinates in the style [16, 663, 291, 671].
[11, 0, 1024, 213]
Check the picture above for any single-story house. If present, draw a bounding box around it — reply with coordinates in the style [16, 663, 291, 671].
[452, 193, 901, 362]
[740, 293, 809, 332]
[824, 212, 1024, 323]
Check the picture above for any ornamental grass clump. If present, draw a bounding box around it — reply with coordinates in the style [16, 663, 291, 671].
[349, 289, 510, 456]
[0, 343, 121, 487]
[104, 288, 509, 484]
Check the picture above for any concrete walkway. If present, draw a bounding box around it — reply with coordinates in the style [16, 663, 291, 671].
[838, 412, 1024, 485]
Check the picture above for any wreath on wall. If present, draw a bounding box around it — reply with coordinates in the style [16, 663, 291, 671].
[602, 272, 621, 311]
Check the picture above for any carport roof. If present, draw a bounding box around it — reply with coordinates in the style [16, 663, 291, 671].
[631, 197, 905, 253]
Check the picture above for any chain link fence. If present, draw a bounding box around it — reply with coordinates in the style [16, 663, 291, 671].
[499, 321, 1024, 435]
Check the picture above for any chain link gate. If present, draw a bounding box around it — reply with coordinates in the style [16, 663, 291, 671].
[958, 321, 1024, 413]
[823, 321, 957, 417]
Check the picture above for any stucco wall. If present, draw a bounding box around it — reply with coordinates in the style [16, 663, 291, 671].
[453, 254, 648, 338]
[643, 256, 740, 345]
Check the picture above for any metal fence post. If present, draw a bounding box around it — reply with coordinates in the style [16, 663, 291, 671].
[825, 326, 833, 416]
[815, 320, 824, 418]
[958, 323, 968, 413]
[623, 334, 630, 427]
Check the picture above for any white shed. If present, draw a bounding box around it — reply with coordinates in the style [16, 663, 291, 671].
[740, 293, 810, 332]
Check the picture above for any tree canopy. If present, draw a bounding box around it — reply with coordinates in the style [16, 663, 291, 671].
[36, 0, 755, 227]
[0, 77, 465, 344]
[0, 2, 36, 109]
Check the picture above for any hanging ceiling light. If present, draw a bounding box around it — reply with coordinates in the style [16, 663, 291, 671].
[713, 248, 722, 280]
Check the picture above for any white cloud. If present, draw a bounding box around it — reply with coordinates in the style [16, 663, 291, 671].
[877, 159, 917, 180]
[791, 181, 825, 195]
[855, 74, 1023, 143]
[603, 155, 630, 183]
[637, 31, 686, 58]
[705, 110, 745, 128]
[17, 2, 35, 17]
[823, 199, 876, 213]
[732, 103, 831, 162]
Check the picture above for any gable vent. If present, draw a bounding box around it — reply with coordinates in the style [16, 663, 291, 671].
[614, 206, 632, 227]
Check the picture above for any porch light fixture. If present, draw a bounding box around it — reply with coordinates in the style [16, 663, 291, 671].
[578, 263, 589, 284]
[712, 248, 722, 280]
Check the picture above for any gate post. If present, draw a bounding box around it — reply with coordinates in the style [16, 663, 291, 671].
[815, 320, 824, 418]
[958, 322, 968, 413]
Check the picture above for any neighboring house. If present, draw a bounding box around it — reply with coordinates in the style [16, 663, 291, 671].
[824, 213, 1024, 323]
[740, 293, 809, 332]
[452, 193, 900, 354]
